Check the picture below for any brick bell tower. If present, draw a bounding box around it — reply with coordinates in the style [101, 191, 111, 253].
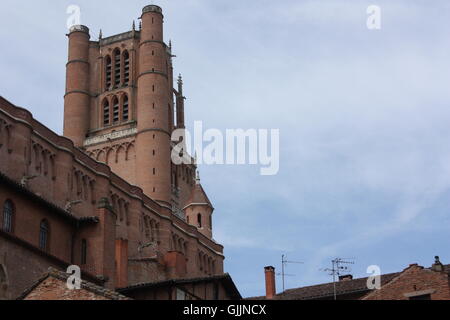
[63, 5, 195, 209]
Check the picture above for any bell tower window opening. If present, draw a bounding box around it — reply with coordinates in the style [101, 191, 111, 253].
[123, 95, 129, 121]
[105, 56, 112, 90]
[112, 97, 120, 124]
[113, 49, 121, 88]
[103, 99, 110, 126]
[123, 51, 130, 86]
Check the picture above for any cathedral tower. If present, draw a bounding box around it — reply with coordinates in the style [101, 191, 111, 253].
[63, 25, 91, 147]
[62, 5, 206, 223]
[136, 5, 172, 206]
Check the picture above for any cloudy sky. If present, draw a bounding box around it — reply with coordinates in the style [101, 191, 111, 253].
[2, 0, 450, 297]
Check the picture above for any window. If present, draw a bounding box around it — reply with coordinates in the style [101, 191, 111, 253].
[39, 219, 49, 251]
[112, 97, 119, 124]
[103, 99, 110, 126]
[197, 213, 202, 228]
[123, 51, 130, 86]
[2, 200, 13, 233]
[113, 49, 121, 87]
[123, 95, 129, 121]
[81, 239, 87, 265]
[105, 56, 112, 89]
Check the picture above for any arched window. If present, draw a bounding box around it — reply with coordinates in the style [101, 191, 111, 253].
[2, 200, 13, 233]
[103, 99, 110, 126]
[123, 51, 130, 86]
[112, 96, 119, 124]
[39, 219, 49, 251]
[81, 239, 87, 265]
[197, 213, 202, 228]
[123, 95, 129, 121]
[113, 49, 121, 87]
[105, 56, 112, 89]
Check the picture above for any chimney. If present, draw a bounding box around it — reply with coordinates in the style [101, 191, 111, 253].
[338, 274, 353, 281]
[264, 266, 276, 299]
[431, 256, 444, 272]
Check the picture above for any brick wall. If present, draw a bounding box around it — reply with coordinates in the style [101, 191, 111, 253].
[363, 264, 450, 300]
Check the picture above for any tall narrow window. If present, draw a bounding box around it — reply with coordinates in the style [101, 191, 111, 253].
[123, 51, 130, 86]
[2, 200, 13, 233]
[113, 49, 121, 87]
[105, 56, 112, 89]
[81, 239, 87, 265]
[39, 219, 49, 251]
[112, 97, 119, 124]
[197, 213, 202, 228]
[103, 99, 110, 126]
[123, 95, 129, 121]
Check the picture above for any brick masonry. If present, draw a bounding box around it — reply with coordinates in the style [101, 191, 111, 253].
[0, 4, 225, 300]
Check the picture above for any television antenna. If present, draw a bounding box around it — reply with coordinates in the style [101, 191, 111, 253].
[321, 257, 355, 300]
[277, 254, 303, 293]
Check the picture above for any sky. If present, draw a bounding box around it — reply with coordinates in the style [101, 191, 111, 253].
[1, 0, 450, 298]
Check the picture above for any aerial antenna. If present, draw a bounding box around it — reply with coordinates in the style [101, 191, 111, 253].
[321, 258, 355, 300]
[277, 254, 303, 293]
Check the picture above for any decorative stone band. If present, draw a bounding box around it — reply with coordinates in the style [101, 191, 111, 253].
[66, 59, 89, 67]
[64, 90, 91, 98]
[84, 127, 138, 147]
[139, 40, 167, 48]
[138, 128, 171, 137]
[138, 69, 168, 80]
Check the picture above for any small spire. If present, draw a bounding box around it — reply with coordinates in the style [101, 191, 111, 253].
[177, 73, 184, 94]
[132, 20, 136, 31]
[195, 170, 201, 185]
[99, 29, 103, 40]
[139, 21, 142, 30]
[169, 40, 172, 50]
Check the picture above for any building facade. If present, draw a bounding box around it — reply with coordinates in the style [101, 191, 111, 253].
[0, 5, 226, 300]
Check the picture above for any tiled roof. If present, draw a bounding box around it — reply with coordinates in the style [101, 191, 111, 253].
[17, 267, 131, 300]
[248, 263, 450, 300]
[247, 273, 400, 300]
[118, 273, 241, 300]
[279, 272, 400, 300]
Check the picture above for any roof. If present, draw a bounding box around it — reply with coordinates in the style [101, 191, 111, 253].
[17, 267, 131, 300]
[247, 273, 400, 300]
[248, 263, 450, 300]
[183, 183, 214, 210]
[118, 273, 241, 300]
